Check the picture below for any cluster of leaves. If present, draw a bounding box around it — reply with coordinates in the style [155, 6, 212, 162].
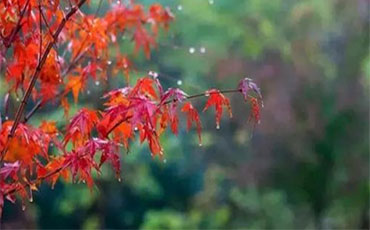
[0, 0, 262, 217]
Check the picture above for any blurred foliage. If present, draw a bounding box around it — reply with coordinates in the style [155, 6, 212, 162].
[1, 0, 369, 229]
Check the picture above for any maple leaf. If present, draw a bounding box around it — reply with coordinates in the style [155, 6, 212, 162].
[238, 78, 262, 101]
[203, 89, 232, 129]
[0, 161, 19, 180]
[158, 88, 188, 135]
[182, 102, 202, 144]
[61, 97, 70, 118]
[131, 77, 159, 100]
[65, 75, 85, 103]
[248, 96, 261, 125]
[133, 25, 155, 59]
[114, 55, 132, 83]
[39, 121, 58, 136]
[64, 108, 99, 147]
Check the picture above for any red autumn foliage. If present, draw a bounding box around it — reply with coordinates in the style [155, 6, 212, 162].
[0, 0, 262, 217]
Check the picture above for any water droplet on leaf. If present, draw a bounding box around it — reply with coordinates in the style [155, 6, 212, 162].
[95, 81, 100, 86]
[177, 80, 182, 86]
[200, 47, 206, 53]
[189, 47, 195, 54]
[177, 5, 183, 11]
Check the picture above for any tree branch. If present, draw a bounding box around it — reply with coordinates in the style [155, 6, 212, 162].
[0, 0, 87, 162]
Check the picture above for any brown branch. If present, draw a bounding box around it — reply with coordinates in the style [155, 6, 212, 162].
[3, 0, 30, 49]
[0, 0, 87, 162]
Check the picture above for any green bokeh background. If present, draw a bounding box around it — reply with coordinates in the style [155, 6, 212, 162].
[1, 0, 369, 229]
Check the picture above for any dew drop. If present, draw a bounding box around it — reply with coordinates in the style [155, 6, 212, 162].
[65, 7, 70, 11]
[177, 80, 182, 86]
[107, 60, 112, 65]
[198, 143, 203, 147]
[200, 47, 206, 53]
[16, 97, 20, 102]
[29, 196, 33, 202]
[95, 81, 100, 86]
[118, 177, 122, 182]
[177, 5, 183, 11]
[216, 124, 220, 129]
[116, 0, 121, 4]
[5, 116, 9, 120]
[189, 47, 195, 54]
[209, 0, 214, 4]
[22, 204, 26, 211]
[134, 127, 138, 131]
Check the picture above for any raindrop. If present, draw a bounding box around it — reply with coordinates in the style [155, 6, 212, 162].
[95, 81, 100, 86]
[177, 80, 182, 86]
[65, 7, 70, 11]
[107, 60, 112, 65]
[209, 0, 214, 4]
[22, 204, 26, 211]
[134, 126, 138, 131]
[148, 71, 158, 78]
[198, 143, 203, 147]
[116, 0, 121, 4]
[200, 47, 206, 54]
[216, 124, 220, 129]
[177, 5, 183, 11]
[189, 47, 195, 54]
[16, 97, 20, 102]
[29, 196, 33, 202]
[118, 177, 122, 182]
[5, 116, 8, 120]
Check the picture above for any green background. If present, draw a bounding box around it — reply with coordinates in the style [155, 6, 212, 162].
[1, 0, 369, 229]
